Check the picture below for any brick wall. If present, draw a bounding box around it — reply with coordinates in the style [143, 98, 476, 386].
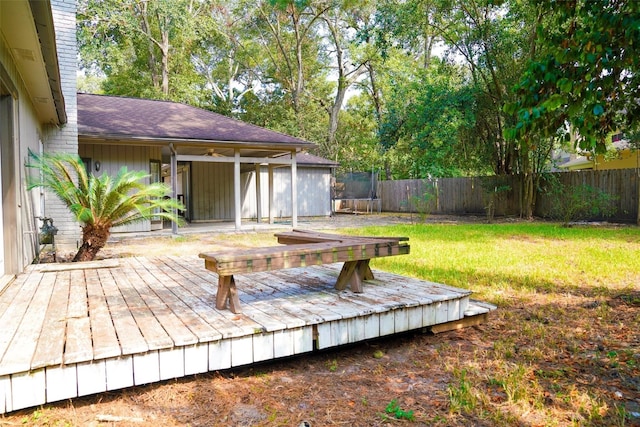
[42, 0, 80, 252]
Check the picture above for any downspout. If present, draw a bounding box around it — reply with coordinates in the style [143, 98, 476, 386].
[170, 143, 178, 235]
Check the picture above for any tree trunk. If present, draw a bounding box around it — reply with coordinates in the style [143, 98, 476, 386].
[72, 225, 111, 262]
[161, 31, 170, 97]
[522, 172, 534, 219]
[327, 77, 347, 146]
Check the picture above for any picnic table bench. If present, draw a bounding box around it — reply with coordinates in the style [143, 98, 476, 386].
[199, 230, 410, 313]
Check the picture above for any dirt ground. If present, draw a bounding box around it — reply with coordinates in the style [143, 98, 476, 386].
[2, 214, 639, 426]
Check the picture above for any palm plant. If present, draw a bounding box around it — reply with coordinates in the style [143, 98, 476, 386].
[27, 150, 184, 262]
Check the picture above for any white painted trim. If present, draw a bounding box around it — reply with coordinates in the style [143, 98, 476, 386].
[255, 164, 262, 223]
[234, 149, 241, 230]
[291, 151, 298, 228]
[177, 154, 293, 165]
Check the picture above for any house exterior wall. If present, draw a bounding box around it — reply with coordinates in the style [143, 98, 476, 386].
[190, 162, 235, 221]
[0, 13, 64, 274]
[79, 143, 162, 232]
[594, 150, 639, 170]
[189, 163, 331, 221]
[41, 0, 80, 252]
[0, 37, 40, 275]
[242, 166, 332, 219]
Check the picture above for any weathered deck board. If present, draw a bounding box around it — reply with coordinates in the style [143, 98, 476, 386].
[97, 268, 149, 355]
[123, 257, 199, 346]
[109, 264, 174, 350]
[31, 270, 70, 369]
[0, 255, 495, 414]
[145, 257, 264, 337]
[0, 272, 56, 374]
[64, 270, 95, 364]
[85, 268, 122, 359]
[0, 273, 43, 375]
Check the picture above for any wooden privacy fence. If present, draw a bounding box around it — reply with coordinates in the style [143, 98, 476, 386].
[377, 169, 638, 222]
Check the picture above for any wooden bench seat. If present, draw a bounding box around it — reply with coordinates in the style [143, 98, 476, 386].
[199, 230, 410, 313]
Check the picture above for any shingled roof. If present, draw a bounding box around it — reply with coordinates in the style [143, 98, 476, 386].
[77, 93, 314, 148]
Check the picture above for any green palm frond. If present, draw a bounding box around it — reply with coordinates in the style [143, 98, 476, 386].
[26, 150, 184, 229]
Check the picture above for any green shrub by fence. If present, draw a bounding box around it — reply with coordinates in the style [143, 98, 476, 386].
[377, 169, 638, 222]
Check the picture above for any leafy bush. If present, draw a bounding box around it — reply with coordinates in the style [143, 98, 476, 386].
[409, 189, 436, 222]
[480, 176, 512, 223]
[551, 183, 618, 225]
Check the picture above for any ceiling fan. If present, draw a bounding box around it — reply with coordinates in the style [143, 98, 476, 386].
[204, 148, 224, 157]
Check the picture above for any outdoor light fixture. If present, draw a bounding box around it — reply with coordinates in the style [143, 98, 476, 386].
[95, 161, 100, 172]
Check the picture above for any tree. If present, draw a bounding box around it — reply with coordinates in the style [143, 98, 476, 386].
[250, 1, 328, 119]
[315, 1, 371, 157]
[191, 2, 262, 115]
[506, 0, 640, 221]
[378, 60, 478, 178]
[78, 0, 213, 102]
[27, 151, 184, 262]
[507, 0, 640, 153]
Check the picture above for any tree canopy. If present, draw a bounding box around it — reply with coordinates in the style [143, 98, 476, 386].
[506, 0, 640, 154]
[77, 0, 640, 186]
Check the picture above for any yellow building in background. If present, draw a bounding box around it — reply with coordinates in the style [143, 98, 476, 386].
[559, 133, 639, 171]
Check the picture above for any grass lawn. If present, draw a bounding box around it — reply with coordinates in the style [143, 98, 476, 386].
[341, 222, 640, 425]
[347, 222, 639, 304]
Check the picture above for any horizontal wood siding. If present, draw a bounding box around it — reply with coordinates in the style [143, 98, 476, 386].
[378, 169, 638, 222]
[191, 162, 234, 221]
[78, 144, 162, 232]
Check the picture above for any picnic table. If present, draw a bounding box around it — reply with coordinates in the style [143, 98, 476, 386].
[199, 230, 410, 313]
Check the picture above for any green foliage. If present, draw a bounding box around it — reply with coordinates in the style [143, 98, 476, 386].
[27, 150, 183, 229]
[384, 399, 415, 421]
[26, 150, 183, 260]
[448, 368, 476, 414]
[480, 176, 512, 223]
[378, 61, 480, 178]
[77, 0, 211, 103]
[548, 183, 618, 225]
[409, 185, 436, 223]
[507, 1, 640, 153]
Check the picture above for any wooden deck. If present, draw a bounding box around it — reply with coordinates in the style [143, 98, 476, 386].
[0, 256, 495, 414]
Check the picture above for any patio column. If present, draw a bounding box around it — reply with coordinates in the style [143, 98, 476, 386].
[255, 164, 262, 223]
[234, 149, 241, 230]
[291, 150, 298, 228]
[268, 164, 275, 224]
[170, 144, 178, 235]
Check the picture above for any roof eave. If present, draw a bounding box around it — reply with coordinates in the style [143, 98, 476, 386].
[29, 0, 67, 125]
[79, 133, 316, 151]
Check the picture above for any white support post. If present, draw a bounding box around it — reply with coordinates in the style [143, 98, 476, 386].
[268, 165, 275, 224]
[291, 150, 298, 228]
[255, 164, 262, 223]
[170, 146, 178, 235]
[234, 149, 241, 230]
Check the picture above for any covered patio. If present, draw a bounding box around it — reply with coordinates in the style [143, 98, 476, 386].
[78, 94, 319, 233]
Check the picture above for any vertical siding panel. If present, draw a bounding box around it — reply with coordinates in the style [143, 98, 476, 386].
[193, 163, 202, 220]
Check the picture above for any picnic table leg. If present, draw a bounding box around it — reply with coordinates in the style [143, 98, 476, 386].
[336, 260, 371, 293]
[359, 259, 374, 280]
[216, 275, 242, 314]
